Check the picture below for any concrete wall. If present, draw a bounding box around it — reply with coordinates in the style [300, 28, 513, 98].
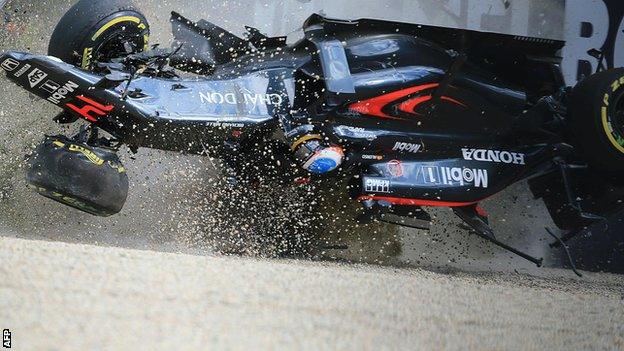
[244, 0, 565, 39]
[562, 0, 624, 83]
[125, 0, 564, 48]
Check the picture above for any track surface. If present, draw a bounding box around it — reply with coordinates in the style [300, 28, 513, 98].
[1, 236, 623, 350]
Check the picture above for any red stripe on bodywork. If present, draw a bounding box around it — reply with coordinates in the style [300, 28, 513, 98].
[398, 95, 432, 114]
[75, 95, 114, 112]
[441, 96, 467, 107]
[398, 95, 468, 114]
[358, 195, 479, 207]
[349, 83, 439, 119]
[350, 83, 467, 118]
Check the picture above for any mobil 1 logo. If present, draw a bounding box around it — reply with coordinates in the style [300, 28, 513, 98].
[392, 141, 422, 154]
[40, 80, 60, 94]
[42, 80, 80, 104]
[421, 165, 489, 188]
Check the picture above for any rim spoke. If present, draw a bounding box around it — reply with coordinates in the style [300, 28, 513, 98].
[615, 94, 624, 134]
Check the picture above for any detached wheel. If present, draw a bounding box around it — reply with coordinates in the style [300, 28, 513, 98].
[569, 68, 624, 173]
[26, 136, 129, 217]
[48, 0, 149, 70]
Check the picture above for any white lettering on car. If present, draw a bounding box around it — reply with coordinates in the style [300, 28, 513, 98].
[46, 81, 79, 104]
[199, 92, 283, 106]
[392, 142, 422, 153]
[423, 166, 488, 188]
[461, 148, 525, 165]
[364, 179, 390, 193]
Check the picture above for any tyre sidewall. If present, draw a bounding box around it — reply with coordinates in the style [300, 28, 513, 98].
[569, 68, 624, 173]
[48, 0, 149, 69]
[26, 136, 129, 216]
[75, 11, 149, 69]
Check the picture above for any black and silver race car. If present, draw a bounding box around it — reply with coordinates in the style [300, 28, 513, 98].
[2, 0, 623, 266]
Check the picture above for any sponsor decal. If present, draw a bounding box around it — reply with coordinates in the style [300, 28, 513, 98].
[393, 142, 422, 153]
[13, 63, 31, 77]
[422, 166, 488, 188]
[206, 122, 245, 128]
[27, 68, 47, 88]
[68, 144, 105, 165]
[365, 178, 390, 193]
[65, 95, 113, 122]
[29, 184, 102, 215]
[335, 126, 377, 141]
[362, 154, 383, 160]
[41, 79, 60, 94]
[46, 80, 79, 104]
[52, 140, 126, 172]
[1, 58, 19, 71]
[199, 92, 283, 106]
[461, 148, 525, 165]
[387, 160, 404, 178]
[107, 161, 126, 174]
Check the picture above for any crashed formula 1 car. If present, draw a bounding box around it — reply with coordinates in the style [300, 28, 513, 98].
[2, 0, 624, 266]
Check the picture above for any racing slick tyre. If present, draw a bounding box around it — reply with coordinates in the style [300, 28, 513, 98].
[48, 0, 149, 70]
[26, 136, 129, 217]
[569, 68, 624, 173]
